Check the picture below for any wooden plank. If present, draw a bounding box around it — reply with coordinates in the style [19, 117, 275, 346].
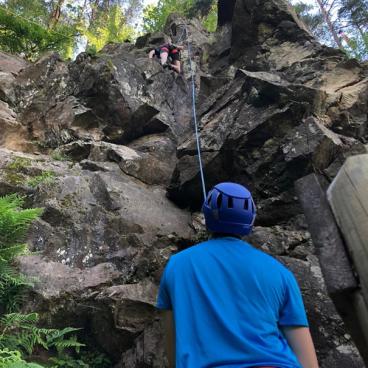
[327, 154, 368, 303]
[334, 289, 368, 365]
[295, 174, 357, 295]
[297, 172, 368, 365]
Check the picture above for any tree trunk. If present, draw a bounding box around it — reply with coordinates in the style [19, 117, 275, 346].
[49, 0, 65, 29]
[315, 0, 344, 49]
[91, 0, 100, 21]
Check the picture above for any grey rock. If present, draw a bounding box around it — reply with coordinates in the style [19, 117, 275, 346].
[17, 255, 121, 299]
[0, 51, 28, 75]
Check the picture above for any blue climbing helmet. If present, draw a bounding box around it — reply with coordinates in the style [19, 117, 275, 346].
[202, 182, 256, 235]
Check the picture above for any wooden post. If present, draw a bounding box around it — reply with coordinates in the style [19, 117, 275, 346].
[295, 174, 357, 295]
[296, 170, 368, 364]
[327, 154, 368, 306]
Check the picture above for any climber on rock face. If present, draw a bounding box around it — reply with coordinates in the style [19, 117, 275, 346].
[148, 43, 184, 73]
[157, 182, 319, 368]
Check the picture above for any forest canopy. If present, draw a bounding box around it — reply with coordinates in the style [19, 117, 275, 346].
[0, 0, 366, 60]
[292, 0, 368, 60]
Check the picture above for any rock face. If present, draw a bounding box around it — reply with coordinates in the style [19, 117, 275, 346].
[0, 0, 367, 367]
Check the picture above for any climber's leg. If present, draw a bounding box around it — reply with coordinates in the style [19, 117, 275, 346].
[160, 49, 169, 66]
[170, 51, 181, 73]
[170, 60, 181, 73]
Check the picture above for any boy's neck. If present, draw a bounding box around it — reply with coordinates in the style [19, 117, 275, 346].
[210, 233, 241, 239]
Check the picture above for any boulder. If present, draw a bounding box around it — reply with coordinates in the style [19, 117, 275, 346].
[168, 69, 365, 213]
[0, 51, 28, 75]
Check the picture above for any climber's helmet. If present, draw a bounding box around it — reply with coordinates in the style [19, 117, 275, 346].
[202, 182, 256, 236]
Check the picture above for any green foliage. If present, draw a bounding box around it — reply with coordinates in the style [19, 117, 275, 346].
[0, 348, 24, 365]
[0, 313, 83, 357]
[0, 263, 31, 313]
[0, 6, 76, 60]
[4, 158, 56, 189]
[6, 158, 31, 172]
[50, 151, 70, 162]
[85, 44, 98, 56]
[8, 362, 45, 368]
[0, 195, 41, 312]
[49, 355, 89, 368]
[3, 0, 50, 25]
[4, 158, 31, 186]
[143, 0, 217, 33]
[338, 0, 368, 28]
[202, 3, 218, 32]
[292, 0, 367, 60]
[0, 0, 143, 59]
[79, 351, 111, 368]
[49, 351, 111, 368]
[0, 194, 43, 251]
[0, 347, 44, 366]
[293, 2, 326, 37]
[85, 4, 136, 52]
[338, 0, 368, 59]
[186, 0, 213, 18]
[26, 171, 55, 188]
[0, 193, 109, 368]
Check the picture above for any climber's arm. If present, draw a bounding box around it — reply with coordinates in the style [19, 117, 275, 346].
[282, 326, 319, 368]
[164, 311, 175, 368]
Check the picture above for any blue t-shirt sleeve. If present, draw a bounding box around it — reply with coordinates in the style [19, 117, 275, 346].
[279, 270, 309, 327]
[156, 261, 172, 310]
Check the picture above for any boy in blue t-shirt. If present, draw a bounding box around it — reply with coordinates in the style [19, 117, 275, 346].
[157, 183, 319, 368]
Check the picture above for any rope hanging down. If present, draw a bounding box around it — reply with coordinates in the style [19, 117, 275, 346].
[181, 26, 207, 201]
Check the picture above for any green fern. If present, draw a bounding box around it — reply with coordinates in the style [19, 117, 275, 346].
[26, 171, 55, 189]
[0, 348, 45, 367]
[0, 313, 84, 358]
[0, 194, 94, 367]
[0, 195, 42, 312]
[0, 195, 43, 249]
[0, 244, 28, 262]
[49, 355, 89, 368]
[8, 363, 45, 368]
[46, 327, 84, 354]
[0, 263, 32, 312]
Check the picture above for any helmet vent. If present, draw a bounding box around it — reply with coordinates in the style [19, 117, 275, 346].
[207, 193, 213, 205]
[217, 193, 223, 209]
[244, 199, 249, 210]
[228, 196, 233, 208]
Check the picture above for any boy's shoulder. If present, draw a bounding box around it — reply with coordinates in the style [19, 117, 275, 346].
[168, 238, 293, 274]
[250, 244, 294, 273]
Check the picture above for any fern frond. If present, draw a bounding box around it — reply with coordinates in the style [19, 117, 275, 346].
[46, 327, 82, 343]
[0, 202, 43, 248]
[0, 194, 25, 211]
[1, 313, 39, 329]
[53, 337, 85, 354]
[0, 259, 16, 276]
[0, 244, 28, 262]
[0, 346, 46, 367]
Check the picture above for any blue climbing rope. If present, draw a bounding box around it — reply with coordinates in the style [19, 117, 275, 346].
[183, 26, 207, 201]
